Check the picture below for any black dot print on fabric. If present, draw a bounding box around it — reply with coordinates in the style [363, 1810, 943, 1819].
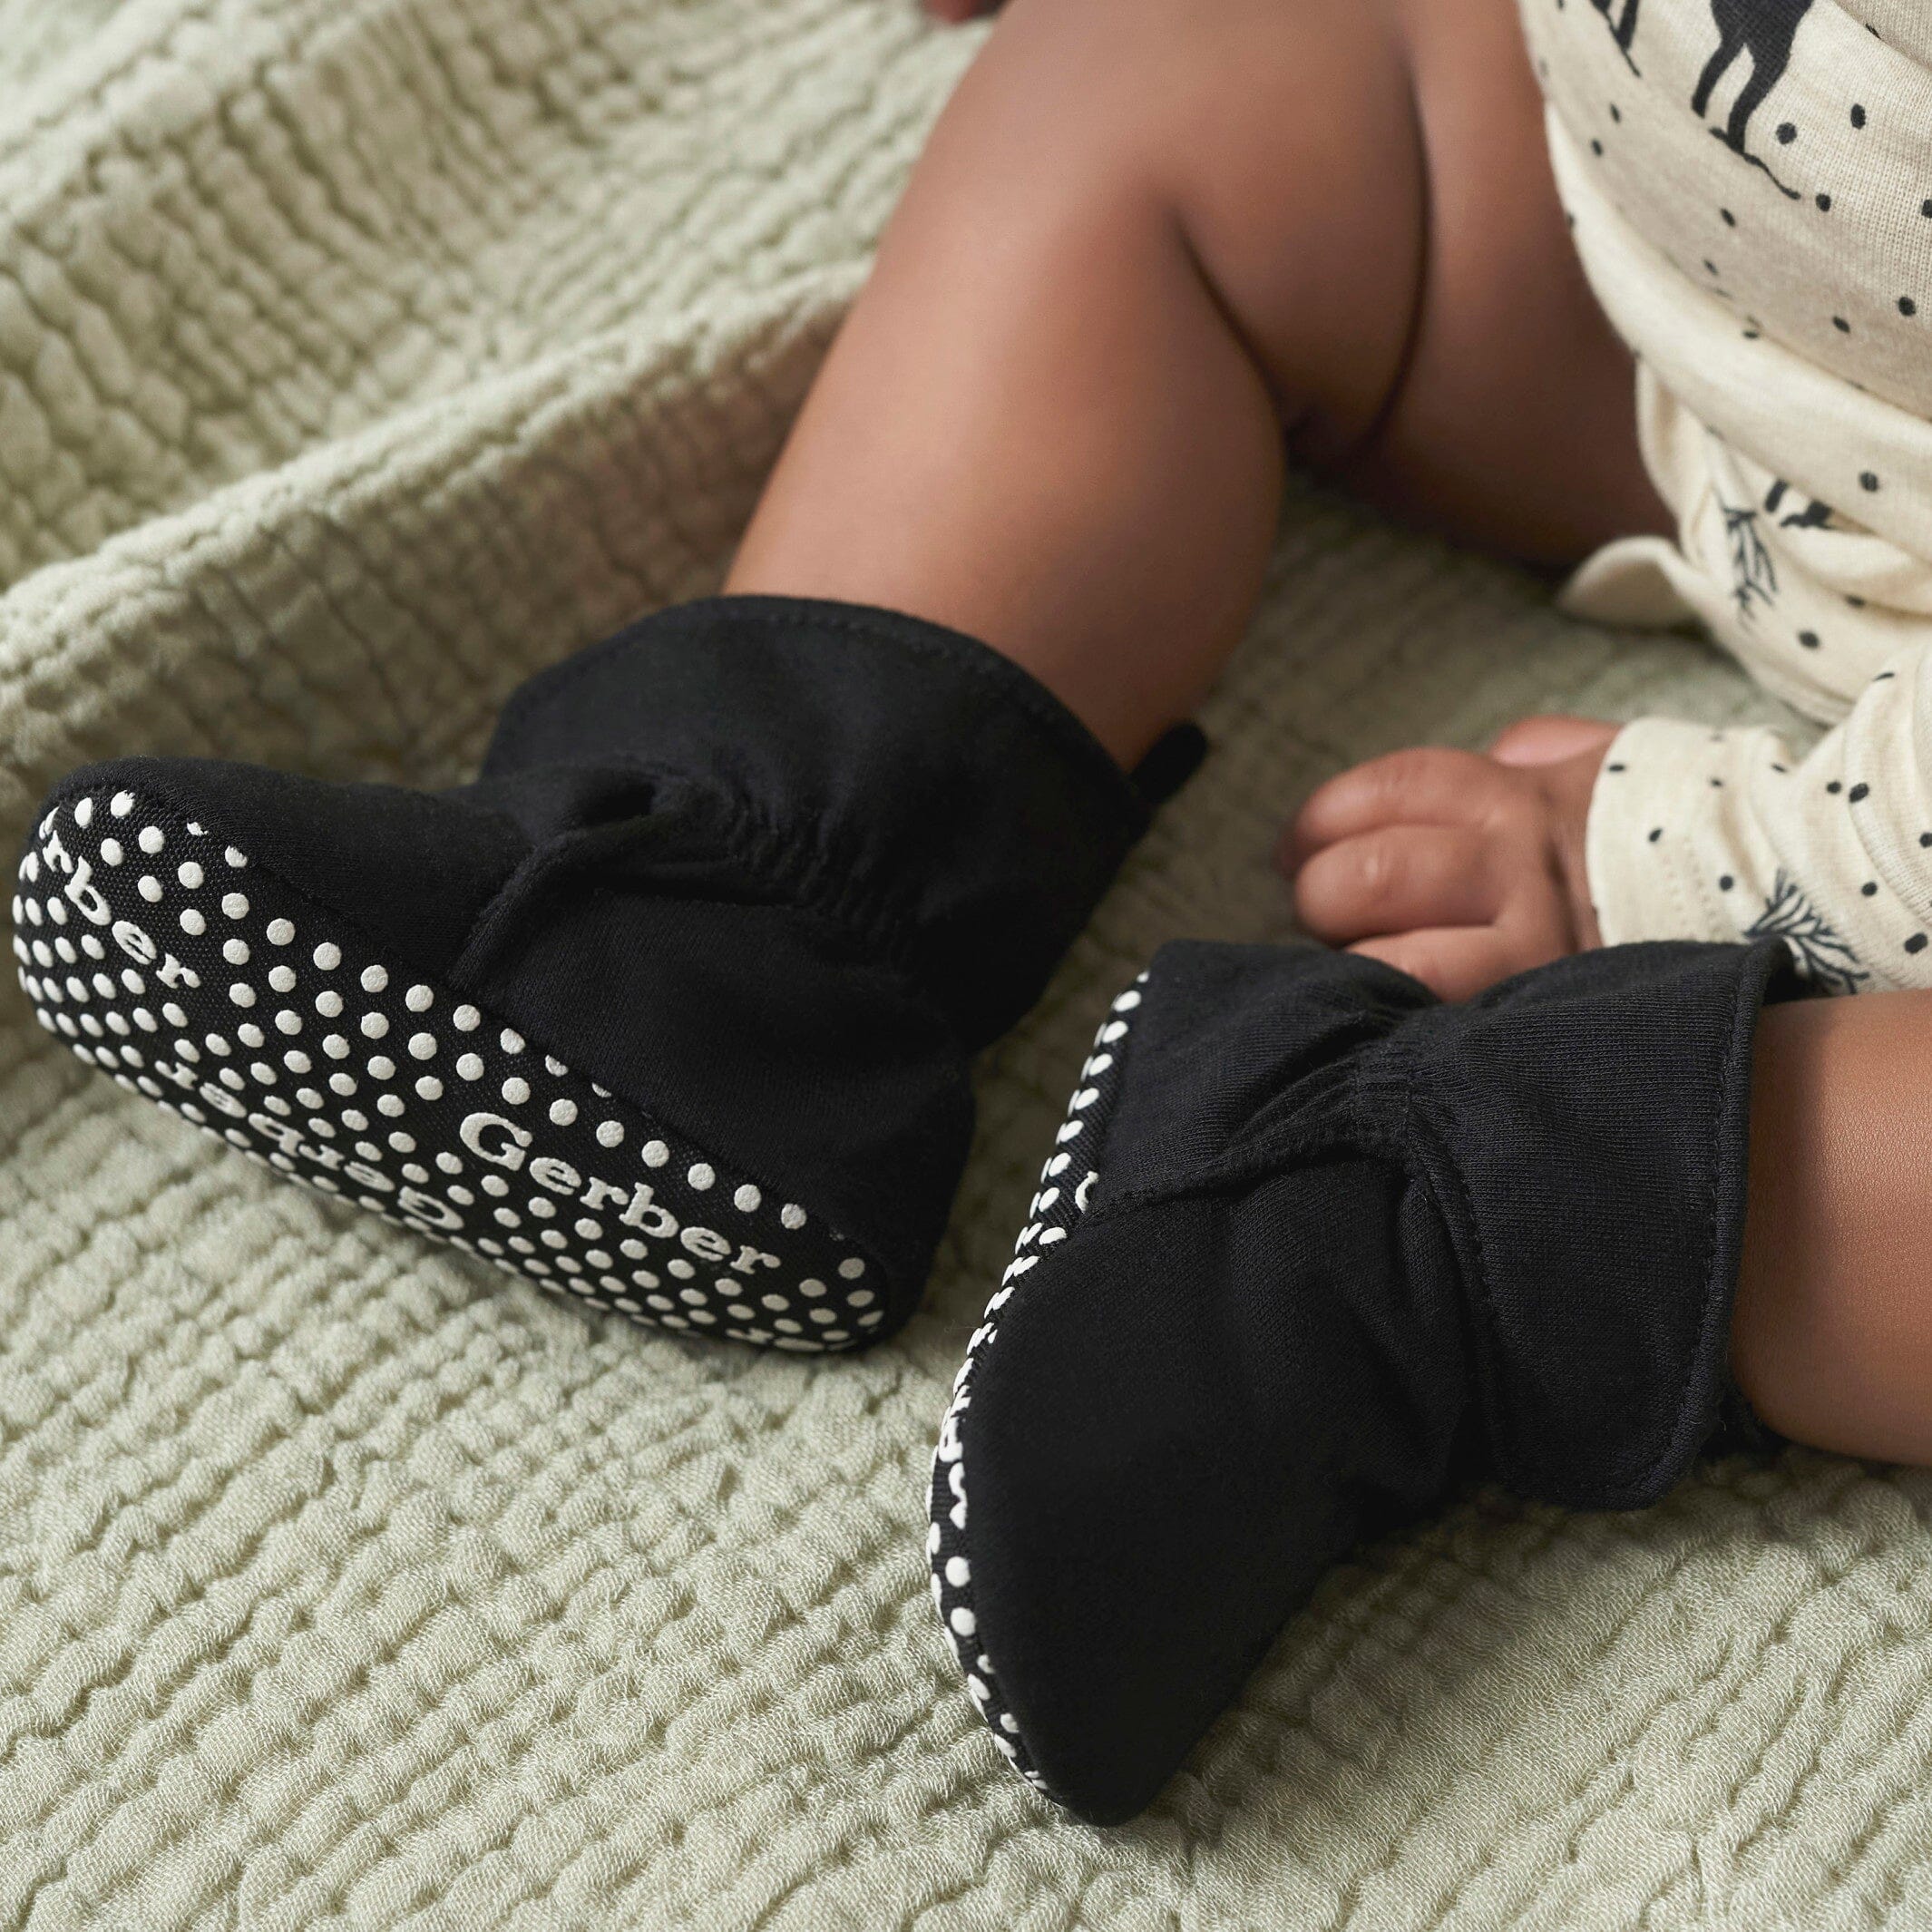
[1649, 827, 1664, 843]
[1722, 208, 1737, 227]
[1851, 103, 1867, 128]
[1908, 934, 1928, 955]
[1849, 784, 1869, 802]
[1817, 194, 1833, 212]
[1828, 781, 1844, 795]
[1833, 316, 1852, 333]
[1862, 472, 1881, 491]
[1799, 630, 1821, 649]
[1902, 298, 1918, 317]
[1719, 874, 1735, 891]
[1777, 122, 1798, 144]
[1921, 832, 1932, 847]
[1863, 883, 1879, 896]
[14, 788, 888, 1351]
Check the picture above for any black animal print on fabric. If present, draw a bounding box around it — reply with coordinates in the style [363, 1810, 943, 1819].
[1592, 0, 1643, 73]
[1693, 0, 1816, 194]
[1745, 870, 1869, 993]
[1764, 479, 1836, 531]
[1722, 498, 1780, 620]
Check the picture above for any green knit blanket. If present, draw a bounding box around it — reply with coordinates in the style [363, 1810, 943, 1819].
[3, 3, 1928, 1924]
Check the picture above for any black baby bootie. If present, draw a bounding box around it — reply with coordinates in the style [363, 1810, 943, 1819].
[14, 596, 1197, 1349]
[928, 936, 1803, 1821]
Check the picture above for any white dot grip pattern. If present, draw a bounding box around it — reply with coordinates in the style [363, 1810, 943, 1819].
[927, 971, 1146, 1794]
[15, 784, 884, 1349]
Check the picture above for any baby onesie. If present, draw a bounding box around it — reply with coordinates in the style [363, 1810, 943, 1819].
[1523, 0, 1932, 991]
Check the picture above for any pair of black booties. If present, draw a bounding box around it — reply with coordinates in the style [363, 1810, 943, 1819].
[15, 596, 1799, 1823]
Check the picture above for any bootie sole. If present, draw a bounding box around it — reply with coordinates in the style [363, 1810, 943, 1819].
[927, 971, 1147, 1796]
[16, 780, 885, 1349]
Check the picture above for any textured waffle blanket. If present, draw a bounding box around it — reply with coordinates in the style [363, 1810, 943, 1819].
[2, 3, 1931, 1927]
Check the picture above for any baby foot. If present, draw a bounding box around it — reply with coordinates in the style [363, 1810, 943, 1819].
[16, 597, 1160, 1349]
[929, 934, 1804, 1821]
[18, 761, 900, 1347]
[1282, 714, 1618, 1000]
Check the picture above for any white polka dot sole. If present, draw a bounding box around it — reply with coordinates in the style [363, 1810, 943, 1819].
[926, 971, 1145, 1792]
[15, 782, 885, 1349]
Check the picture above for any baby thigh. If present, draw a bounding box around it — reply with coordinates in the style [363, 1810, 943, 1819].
[731, 0, 1458, 758]
[1330, 0, 1673, 566]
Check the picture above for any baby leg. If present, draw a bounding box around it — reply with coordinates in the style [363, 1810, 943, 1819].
[14, 0, 1656, 1345]
[1735, 990, 1932, 1465]
[730, 0, 1665, 767]
[15, 0, 1412, 1344]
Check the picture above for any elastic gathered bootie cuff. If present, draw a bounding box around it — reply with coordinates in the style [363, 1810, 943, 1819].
[15, 595, 1195, 1349]
[928, 937, 1805, 1823]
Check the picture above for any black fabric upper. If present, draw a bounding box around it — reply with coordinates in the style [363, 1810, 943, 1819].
[1091, 938, 1798, 1508]
[38, 595, 1181, 1328]
[955, 938, 1807, 1822]
[478, 596, 1172, 1049]
[461, 596, 1176, 1310]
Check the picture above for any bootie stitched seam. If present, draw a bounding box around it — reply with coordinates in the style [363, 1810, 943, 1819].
[28, 769, 525, 992]
[1077, 1110, 1412, 1221]
[1400, 1083, 1731, 1514]
[489, 598, 1147, 831]
[454, 759, 934, 1000]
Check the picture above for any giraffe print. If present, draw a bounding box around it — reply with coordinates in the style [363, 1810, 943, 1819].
[1693, 0, 1816, 190]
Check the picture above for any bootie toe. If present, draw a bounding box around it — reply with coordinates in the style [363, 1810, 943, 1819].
[930, 937, 1804, 1821]
[16, 597, 1186, 1347]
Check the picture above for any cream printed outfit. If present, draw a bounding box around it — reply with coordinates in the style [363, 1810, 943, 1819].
[1527, 0, 1932, 990]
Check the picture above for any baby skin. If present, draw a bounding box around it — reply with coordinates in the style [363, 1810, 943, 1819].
[729, 0, 1932, 1470]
